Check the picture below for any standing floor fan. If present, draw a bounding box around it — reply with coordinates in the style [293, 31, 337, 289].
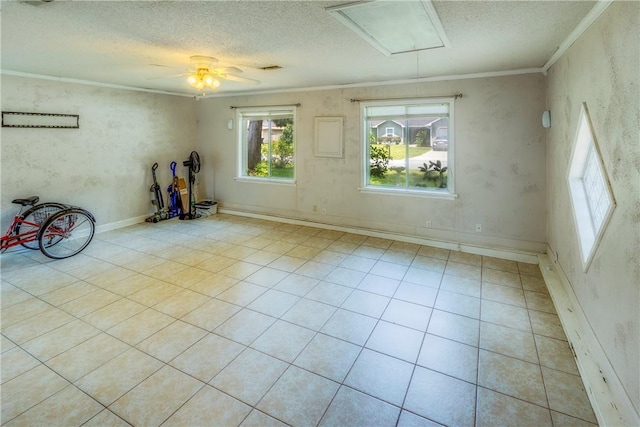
[182, 151, 200, 220]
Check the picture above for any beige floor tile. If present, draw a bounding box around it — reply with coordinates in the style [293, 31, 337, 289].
[307, 249, 348, 266]
[4, 384, 103, 427]
[344, 349, 414, 406]
[535, 334, 579, 375]
[250, 320, 315, 362]
[411, 256, 447, 274]
[324, 266, 366, 287]
[59, 289, 122, 317]
[82, 298, 147, 331]
[427, 309, 480, 346]
[1, 298, 54, 329]
[316, 229, 344, 241]
[286, 244, 322, 260]
[193, 254, 237, 273]
[305, 237, 335, 251]
[418, 333, 478, 383]
[83, 409, 131, 427]
[482, 256, 519, 273]
[305, 281, 353, 307]
[263, 240, 298, 255]
[525, 290, 557, 314]
[529, 310, 567, 340]
[104, 273, 157, 296]
[480, 322, 539, 364]
[21, 319, 100, 361]
[339, 254, 377, 273]
[445, 261, 482, 281]
[274, 273, 319, 296]
[139, 260, 189, 280]
[327, 240, 358, 254]
[482, 282, 526, 307]
[170, 333, 245, 382]
[109, 365, 203, 427]
[240, 409, 288, 426]
[152, 288, 210, 317]
[214, 308, 276, 345]
[481, 299, 532, 332]
[476, 387, 552, 427]
[294, 333, 361, 382]
[162, 385, 251, 427]
[223, 245, 258, 260]
[366, 321, 424, 362]
[1, 346, 41, 384]
[75, 347, 163, 405]
[379, 249, 415, 266]
[550, 410, 599, 426]
[242, 236, 275, 250]
[47, 333, 130, 382]
[440, 273, 481, 297]
[417, 246, 450, 261]
[1, 364, 70, 422]
[189, 272, 238, 296]
[542, 367, 597, 423]
[211, 348, 288, 405]
[1, 282, 32, 308]
[181, 298, 241, 331]
[136, 320, 207, 362]
[518, 262, 543, 278]
[11, 267, 78, 296]
[2, 307, 75, 344]
[449, 251, 482, 266]
[521, 274, 550, 294]
[107, 308, 174, 346]
[389, 241, 420, 255]
[294, 259, 335, 279]
[257, 365, 340, 426]
[127, 281, 183, 307]
[321, 309, 378, 346]
[482, 268, 522, 288]
[394, 282, 438, 307]
[397, 409, 443, 426]
[434, 289, 480, 319]
[244, 267, 289, 287]
[163, 266, 212, 287]
[38, 281, 99, 306]
[282, 298, 337, 330]
[340, 289, 390, 318]
[382, 299, 432, 331]
[352, 244, 386, 259]
[404, 366, 476, 426]
[478, 350, 547, 407]
[372, 259, 411, 279]
[221, 261, 264, 280]
[358, 273, 401, 297]
[242, 250, 281, 266]
[247, 289, 300, 317]
[319, 385, 401, 427]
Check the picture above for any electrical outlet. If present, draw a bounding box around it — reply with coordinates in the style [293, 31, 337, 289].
[322, 208, 327, 215]
[312, 204, 317, 213]
[475, 224, 482, 233]
[426, 221, 432, 229]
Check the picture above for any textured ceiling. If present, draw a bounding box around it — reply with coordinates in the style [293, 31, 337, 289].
[0, 0, 597, 97]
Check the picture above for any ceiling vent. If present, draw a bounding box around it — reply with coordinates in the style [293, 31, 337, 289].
[260, 65, 283, 71]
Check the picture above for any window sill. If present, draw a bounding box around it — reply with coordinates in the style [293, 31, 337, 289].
[234, 177, 297, 187]
[358, 186, 457, 200]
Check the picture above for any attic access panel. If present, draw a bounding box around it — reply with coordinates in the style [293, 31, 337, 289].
[327, 0, 449, 56]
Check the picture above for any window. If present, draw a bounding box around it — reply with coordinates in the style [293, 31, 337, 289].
[363, 98, 454, 196]
[567, 103, 615, 270]
[237, 106, 296, 182]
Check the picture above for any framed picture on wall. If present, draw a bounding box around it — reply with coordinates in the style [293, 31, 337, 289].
[314, 116, 344, 158]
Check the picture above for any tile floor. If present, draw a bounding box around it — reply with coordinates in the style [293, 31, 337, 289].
[1, 214, 598, 426]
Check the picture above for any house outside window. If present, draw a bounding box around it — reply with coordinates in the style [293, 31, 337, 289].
[363, 98, 455, 197]
[237, 106, 296, 182]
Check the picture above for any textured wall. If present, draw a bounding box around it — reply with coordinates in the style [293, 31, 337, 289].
[546, 2, 640, 420]
[1, 76, 197, 229]
[198, 74, 547, 252]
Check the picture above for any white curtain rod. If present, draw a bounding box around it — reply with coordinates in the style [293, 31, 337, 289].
[350, 93, 463, 103]
[230, 103, 301, 109]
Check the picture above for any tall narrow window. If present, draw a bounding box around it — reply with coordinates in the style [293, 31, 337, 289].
[567, 103, 615, 270]
[362, 98, 455, 196]
[237, 106, 296, 182]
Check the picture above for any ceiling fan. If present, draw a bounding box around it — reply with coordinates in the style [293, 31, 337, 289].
[154, 55, 260, 91]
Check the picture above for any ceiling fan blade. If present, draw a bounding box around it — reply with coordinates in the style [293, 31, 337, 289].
[146, 73, 188, 80]
[212, 67, 243, 74]
[218, 74, 261, 84]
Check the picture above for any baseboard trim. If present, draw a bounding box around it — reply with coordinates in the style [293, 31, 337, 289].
[219, 208, 540, 264]
[95, 215, 148, 234]
[539, 251, 636, 427]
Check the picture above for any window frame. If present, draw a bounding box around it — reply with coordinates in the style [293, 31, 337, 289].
[360, 97, 456, 199]
[235, 106, 297, 185]
[566, 103, 615, 271]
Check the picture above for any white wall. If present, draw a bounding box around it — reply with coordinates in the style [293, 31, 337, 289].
[1, 76, 197, 230]
[197, 74, 547, 253]
[546, 2, 640, 424]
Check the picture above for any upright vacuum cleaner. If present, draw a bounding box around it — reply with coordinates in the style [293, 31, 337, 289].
[145, 162, 169, 223]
